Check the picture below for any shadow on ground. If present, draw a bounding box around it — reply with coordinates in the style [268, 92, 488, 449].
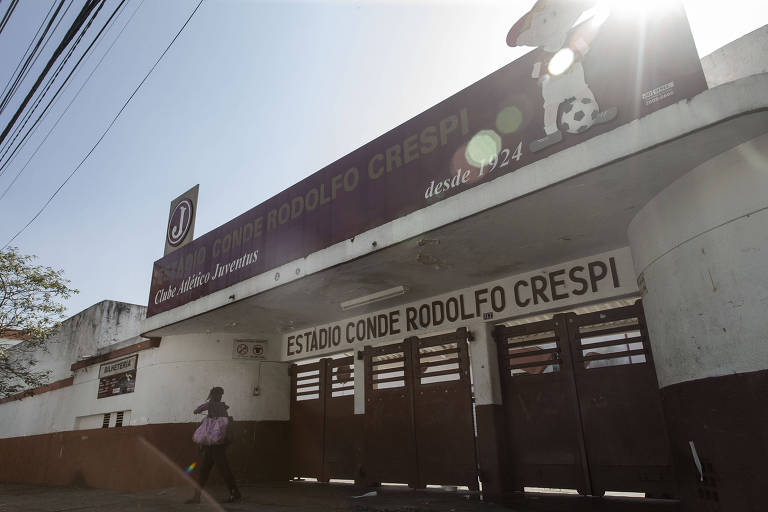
[0, 481, 680, 512]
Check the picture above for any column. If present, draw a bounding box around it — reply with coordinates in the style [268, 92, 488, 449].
[467, 321, 508, 498]
[628, 133, 768, 511]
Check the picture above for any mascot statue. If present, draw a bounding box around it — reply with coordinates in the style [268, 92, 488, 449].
[507, 0, 618, 152]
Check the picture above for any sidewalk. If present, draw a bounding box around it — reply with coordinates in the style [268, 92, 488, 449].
[0, 482, 680, 512]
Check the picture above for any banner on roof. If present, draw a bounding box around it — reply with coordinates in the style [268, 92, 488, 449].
[147, 2, 706, 317]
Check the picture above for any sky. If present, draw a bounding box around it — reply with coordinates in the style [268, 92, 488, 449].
[0, 0, 766, 317]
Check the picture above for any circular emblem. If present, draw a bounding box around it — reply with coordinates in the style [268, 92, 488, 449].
[167, 198, 194, 246]
[337, 364, 352, 383]
[236, 343, 249, 355]
[252, 345, 263, 356]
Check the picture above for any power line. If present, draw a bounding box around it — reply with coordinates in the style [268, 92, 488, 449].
[0, 0, 102, 148]
[0, 0, 20, 37]
[0, 0, 95, 151]
[0, 0, 126, 175]
[0, 0, 58, 110]
[0, 0, 75, 122]
[0, 0, 70, 116]
[2, 0, 206, 250]
[0, 0, 108, 169]
[0, 0, 144, 202]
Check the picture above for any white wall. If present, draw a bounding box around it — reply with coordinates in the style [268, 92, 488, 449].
[701, 25, 768, 88]
[129, 332, 290, 425]
[0, 331, 290, 439]
[628, 133, 768, 388]
[10, 301, 146, 384]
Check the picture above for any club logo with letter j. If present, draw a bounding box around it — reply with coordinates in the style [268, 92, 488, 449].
[167, 198, 194, 246]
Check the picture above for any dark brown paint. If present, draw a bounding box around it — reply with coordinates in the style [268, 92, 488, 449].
[0, 421, 289, 491]
[660, 369, 768, 512]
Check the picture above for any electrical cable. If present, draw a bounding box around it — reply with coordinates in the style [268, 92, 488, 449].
[0, 0, 69, 116]
[0, 0, 144, 202]
[0, 0, 115, 172]
[0, 0, 96, 158]
[0, 0, 20, 37]
[0, 0, 58, 109]
[0, 1, 106, 166]
[0, 0, 101, 148]
[1, 0, 75, 117]
[2, 0, 206, 250]
[0, 1, 77, 161]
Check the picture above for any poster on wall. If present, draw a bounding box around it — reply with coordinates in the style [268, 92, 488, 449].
[97, 355, 137, 399]
[147, 1, 707, 317]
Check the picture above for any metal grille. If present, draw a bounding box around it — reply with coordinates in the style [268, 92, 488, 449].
[115, 411, 124, 427]
[362, 329, 478, 490]
[418, 341, 461, 384]
[294, 363, 321, 401]
[576, 316, 647, 369]
[329, 359, 355, 397]
[290, 357, 359, 483]
[499, 319, 562, 377]
[101, 413, 110, 428]
[495, 300, 676, 497]
[370, 347, 407, 390]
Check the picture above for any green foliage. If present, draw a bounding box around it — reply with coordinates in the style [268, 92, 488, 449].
[0, 247, 78, 397]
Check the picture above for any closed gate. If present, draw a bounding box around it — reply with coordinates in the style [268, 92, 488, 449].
[495, 300, 675, 496]
[290, 356, 359, 481]
[362, 328, 478, 490]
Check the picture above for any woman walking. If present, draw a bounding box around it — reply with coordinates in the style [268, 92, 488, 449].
[187, 386, 241, 504]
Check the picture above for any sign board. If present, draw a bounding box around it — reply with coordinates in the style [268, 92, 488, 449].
[282, 248, 638, 360]
[232, 340, 266, 360]
[97, 355, 137, 399]
[148, 3, 706, 317]
[164, 185, 199, 256]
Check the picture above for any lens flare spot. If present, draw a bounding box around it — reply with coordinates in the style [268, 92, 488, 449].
[496, 106, 523, 134]
[548, 48, 575, 76]
[465, 130, 502, 168]
[185, 462, 197, 474]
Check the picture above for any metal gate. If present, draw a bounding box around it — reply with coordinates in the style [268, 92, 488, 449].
[495, 300, 675, 496]
[362, 328, 479, 490]
[290, 356, 359, 481]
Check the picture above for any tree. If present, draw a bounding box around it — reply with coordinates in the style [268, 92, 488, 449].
[0, 247, 78, 398]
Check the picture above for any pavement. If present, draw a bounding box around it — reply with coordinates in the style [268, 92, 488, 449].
[0, 482, 681, 512]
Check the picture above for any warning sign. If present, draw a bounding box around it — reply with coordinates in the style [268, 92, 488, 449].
[232, 340, 266, 360]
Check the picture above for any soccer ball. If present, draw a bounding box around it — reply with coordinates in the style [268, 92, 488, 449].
[560, 96, 599, 134]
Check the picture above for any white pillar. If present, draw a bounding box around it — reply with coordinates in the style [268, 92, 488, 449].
[628, 132, 768, 511]
[353, 350, 365, 415]
[467, 321, 502, 405]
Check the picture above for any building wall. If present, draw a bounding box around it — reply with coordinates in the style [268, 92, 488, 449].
[1, 331, 290, 440]
[0, 330, 291, 489]
[628, 133, 768, 387]
[125, 332, 290, 425]
[628, 132, 768, 511]
[701, 25, 768, 87]
[11, 301, 146, 384]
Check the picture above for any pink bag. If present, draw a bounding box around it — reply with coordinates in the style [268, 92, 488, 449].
[192, 416, 229, 445]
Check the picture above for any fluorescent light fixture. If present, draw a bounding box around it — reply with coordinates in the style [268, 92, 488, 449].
[340, 286, 408, 311]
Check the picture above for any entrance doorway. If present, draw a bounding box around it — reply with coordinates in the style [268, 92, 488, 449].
[495, 300, 676, 497]
[289, 355, 359, 482]
[362, 328, 479, 490]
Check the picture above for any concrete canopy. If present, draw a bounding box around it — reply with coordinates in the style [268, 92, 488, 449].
[142, 74, 768, 345]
